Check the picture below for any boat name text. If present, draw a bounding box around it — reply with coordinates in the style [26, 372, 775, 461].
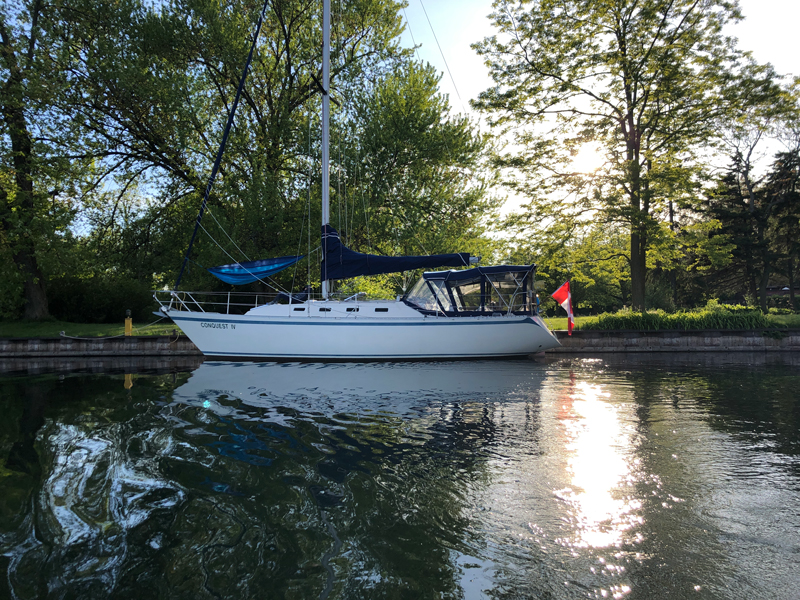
[200, 322, 235, 330]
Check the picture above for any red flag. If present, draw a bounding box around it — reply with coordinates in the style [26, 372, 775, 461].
[551, 281, 574, 335]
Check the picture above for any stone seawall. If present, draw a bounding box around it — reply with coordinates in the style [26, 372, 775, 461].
[550, 329, 800, 353]
[0, 335, 202, 358]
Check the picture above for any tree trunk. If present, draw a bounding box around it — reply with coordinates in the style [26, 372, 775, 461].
[626, 121, 646, 311]
[758, 259, 771, 313]
[630, 229, 647, 311]
[669, 200, 678, 306]
[744, 254, 758, 303]
[14, 247, 48, 320]
[0, 31, 50, 320]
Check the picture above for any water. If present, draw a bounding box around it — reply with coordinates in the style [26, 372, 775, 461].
[1, 355, 799, 599]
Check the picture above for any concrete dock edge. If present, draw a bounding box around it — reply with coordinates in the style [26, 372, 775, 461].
[550, 328, 800, 353]
[0, 335, 202, 358]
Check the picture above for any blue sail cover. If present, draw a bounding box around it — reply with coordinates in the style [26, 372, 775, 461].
[207, 255, 302, 285]
[320, 225, 470, 281]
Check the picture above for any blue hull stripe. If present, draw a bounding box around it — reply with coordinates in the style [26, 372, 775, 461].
[169, 314, 540, 328]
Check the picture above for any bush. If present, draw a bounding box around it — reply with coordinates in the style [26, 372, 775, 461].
[48, 276, 155, 324]
[580, 300, 770, 331]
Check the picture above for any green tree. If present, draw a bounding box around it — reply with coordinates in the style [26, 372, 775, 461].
[331, 61, 499, 295]
[500, 220, 631, 313]
[0, 0, 71, 319]
[702, 144, 800, 311]
[765, 147, 800, 309]
[474, 0, 754, 311]
[0, 0, 169, 319]
[2, 0, 499, 319]
[58, 0, 412, 292]
[770, 148, 800, 309]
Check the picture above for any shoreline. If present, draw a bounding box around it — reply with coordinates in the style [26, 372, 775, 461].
[550, 328, 800, 353]
[0, 328, 798, 359]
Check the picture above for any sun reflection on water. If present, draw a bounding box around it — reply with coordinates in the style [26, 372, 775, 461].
[556, 379, 641, 552]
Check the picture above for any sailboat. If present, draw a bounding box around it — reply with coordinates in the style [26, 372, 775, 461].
[155, 0, 560, 360]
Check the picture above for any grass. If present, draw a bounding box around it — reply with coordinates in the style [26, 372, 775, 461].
[0, 318, 180, 338]
[541, 316, 588, 331]
[767, 313, 800, 328]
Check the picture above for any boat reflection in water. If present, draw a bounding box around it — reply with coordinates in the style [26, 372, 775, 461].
[172, 359, 549, 416]
[165, 359, 553, 598]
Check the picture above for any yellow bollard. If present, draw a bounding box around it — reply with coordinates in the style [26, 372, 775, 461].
[125, 309, 132, 336]
[124, 373, 133, 389]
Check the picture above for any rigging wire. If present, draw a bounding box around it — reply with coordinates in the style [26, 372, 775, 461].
[174, 0, 270, 289]
[290, 185, 308, 297]
[353, 155, 359, 243]
[401, 6, 418, 50]
[397, 0, 467, 251]
[358, 159, 371, 253]
[417, 0, 468, 116]
[402, 1, 466, 165]
[334, 0, 347, 247]
[197, 221, 289, 293]
[204, 206, 251, 262]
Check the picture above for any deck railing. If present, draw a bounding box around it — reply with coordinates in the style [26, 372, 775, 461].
[154, 290, 368, 315]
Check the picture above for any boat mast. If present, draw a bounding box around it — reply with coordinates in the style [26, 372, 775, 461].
[321, 0, 331, 299]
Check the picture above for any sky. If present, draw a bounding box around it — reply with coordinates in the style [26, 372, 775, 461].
[399, 0, 800, 117]
[398, 0, 800, 213]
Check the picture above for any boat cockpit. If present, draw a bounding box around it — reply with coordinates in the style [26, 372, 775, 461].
[403, 265, 537, 317]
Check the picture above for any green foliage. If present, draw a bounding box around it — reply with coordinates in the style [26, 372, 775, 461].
[581, 300, 770, 331]
[47, 277, 155, 324]
[0, 243, 23, 319]
[0, 0, 500, 313]
[6, 0, 795, 315]
[767, 313, 800, 328]
[505, 223, 630, 314]
[0, 0, 87, 319]
[700, 143, 800, 311]
[474, 0, 771, 310]
[335, 274, 399, 299]
[22, 0, 494, 300]
[644, 278, 676, 313]
[327, 61, 499, 296]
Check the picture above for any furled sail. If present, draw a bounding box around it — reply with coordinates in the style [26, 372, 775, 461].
[208, 256, 303, 285]
[320, 225, 470, 281]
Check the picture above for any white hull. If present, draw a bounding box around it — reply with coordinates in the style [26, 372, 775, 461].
[165, 299, 560, 360]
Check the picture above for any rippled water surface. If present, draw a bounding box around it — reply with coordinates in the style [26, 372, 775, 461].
[1, 355, 799, 599]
